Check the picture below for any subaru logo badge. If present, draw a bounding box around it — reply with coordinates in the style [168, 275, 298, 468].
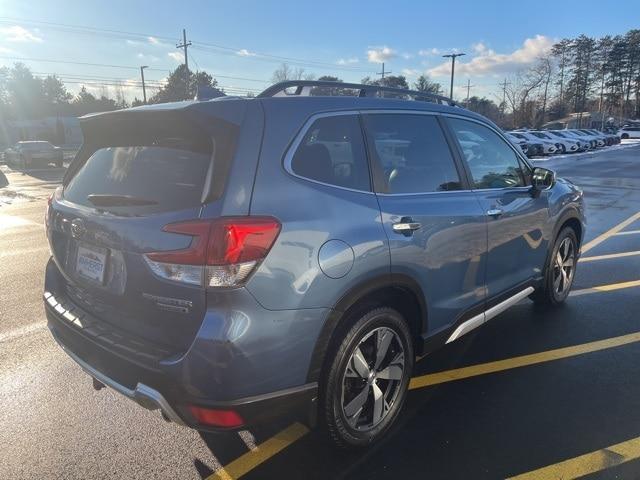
[70, 218, 86, 239]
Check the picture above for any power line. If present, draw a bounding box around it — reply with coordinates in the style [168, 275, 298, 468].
[0, 16, 375, 74]
[0, 55, 167, 72]
[1, 57, 271, 84]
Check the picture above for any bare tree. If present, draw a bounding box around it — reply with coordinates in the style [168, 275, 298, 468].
[271, 63, 315, 83]
[504, 65, 547, 128]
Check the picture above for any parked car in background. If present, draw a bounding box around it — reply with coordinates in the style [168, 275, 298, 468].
[510, 131, 557, 155]
[530, 131, 580, 154]
[4, 141, 64, 169]
[618, 126, 640, 139]
[44, 80, 586, 449]
[579, 129, 612, 146]
[546, 130, 587, 152]
[505, 132, 544, 157]
[504, 132, 530, 154]
[567, 130, 604, 148]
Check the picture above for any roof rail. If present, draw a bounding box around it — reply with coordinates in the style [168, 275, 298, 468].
[257, 80, 459, 107]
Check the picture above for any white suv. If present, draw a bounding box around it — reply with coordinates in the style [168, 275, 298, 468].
[619, 126, 640, 139]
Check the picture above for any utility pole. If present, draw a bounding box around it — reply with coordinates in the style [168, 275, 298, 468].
[176, 29, 192, 99]
[500, 78, 510, 115]
[442, 52, 465, 100]
[464, 79, 475, 106]
[377, 63, 391, 80]
[140, 65, 148, 104]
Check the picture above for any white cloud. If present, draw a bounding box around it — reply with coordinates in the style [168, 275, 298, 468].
[401, 52, 413, 60]
[137, 53, 160, 62]
[401, 68, 421, 77]
[337, 57, 359, 65]
[418, 48, 441, 56]
[168, 51, 183, 62]
[367, 46, 396, 64]
[236, 48, 256, 57]
[127, 36, 168, 47]
[428, 35, 554, 77]
[1, 25, 43, 43]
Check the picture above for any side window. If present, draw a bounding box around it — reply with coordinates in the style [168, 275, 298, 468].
[362, 114, 462, 194]
[448, 118, 527, 189]
[290, 115, 370, 191]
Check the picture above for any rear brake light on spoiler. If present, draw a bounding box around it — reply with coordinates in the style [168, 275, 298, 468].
[144, 217, 281, 288]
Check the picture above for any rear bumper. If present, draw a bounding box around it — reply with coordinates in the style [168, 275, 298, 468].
[44, 253, 327, 430]
[46, 297, 318, 430]
[50, 326, 186, 425]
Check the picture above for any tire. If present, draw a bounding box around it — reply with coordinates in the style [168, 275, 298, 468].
[621, 133, 629, 140]
[531, 227, 578, 306]
[320, 307, 413, 449]
[560, 144, 566, 154]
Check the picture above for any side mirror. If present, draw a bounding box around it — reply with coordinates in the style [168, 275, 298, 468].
[531, 167, 555, 196]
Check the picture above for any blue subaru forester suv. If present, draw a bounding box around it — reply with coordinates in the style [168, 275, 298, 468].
[45, 81, 585, 448]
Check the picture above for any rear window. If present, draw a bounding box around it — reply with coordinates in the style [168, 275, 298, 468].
[64, 137, 212, 214]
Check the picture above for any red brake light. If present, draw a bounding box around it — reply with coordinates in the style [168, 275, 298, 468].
[188, 406, 244, 428]
[207, 217, 281, 265]
[144, 217, 281, 288]
[147, 217, 281, 266]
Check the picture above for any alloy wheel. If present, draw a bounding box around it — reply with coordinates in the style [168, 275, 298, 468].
[340, 327, 405, 431]
[553, 237, 575, 296]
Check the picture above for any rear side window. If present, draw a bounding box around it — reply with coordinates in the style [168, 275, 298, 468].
[362, 114, 462, 194]
[64, 137, 212, 214]
[290, 115, 370, 191]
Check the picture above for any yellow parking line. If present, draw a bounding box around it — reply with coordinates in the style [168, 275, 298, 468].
[581, 211, 640, 253]
[579, 250, 640, 262]
[409, 330, 640, 390]
[615, 229, 640, 236]
[206, 423, 309, 480]
[570, 279, 640, 297]
[508, 436, 640, 480]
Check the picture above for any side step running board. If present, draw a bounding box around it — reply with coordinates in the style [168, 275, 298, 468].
[446, 287, 535, 344]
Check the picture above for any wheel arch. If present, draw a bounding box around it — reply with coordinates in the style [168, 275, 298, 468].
[305, 274, 427, 383]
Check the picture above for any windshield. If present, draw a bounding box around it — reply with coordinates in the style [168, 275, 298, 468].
[531, 132, 550, 139]
[18, 142, 53, 150]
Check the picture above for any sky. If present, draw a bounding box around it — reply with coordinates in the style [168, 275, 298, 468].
[0, 0, 638, 102]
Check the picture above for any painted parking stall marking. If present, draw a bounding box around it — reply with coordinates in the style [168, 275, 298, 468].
[508, 436, 640, 480]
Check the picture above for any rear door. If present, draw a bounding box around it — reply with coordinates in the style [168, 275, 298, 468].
[47, 107, 244, 351]
[363, 112, 488, 333]
[445, 116, 550, 299]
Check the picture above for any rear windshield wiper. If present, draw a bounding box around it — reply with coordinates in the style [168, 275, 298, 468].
[87, 194, 159, 207]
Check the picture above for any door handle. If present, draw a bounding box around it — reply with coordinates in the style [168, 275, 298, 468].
[486, 209, 504, 217]
[392, 218, 422, 235]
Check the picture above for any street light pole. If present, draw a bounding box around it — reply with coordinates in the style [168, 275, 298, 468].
[442, 52, 466, 100]
[140, 66, 148, 104]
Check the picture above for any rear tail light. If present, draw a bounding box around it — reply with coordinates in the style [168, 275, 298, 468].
[144, 216, 281, 288]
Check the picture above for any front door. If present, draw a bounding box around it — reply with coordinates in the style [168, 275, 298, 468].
[445, 117, 550, 299]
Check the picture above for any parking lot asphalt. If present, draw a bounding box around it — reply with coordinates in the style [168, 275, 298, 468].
[1, 141, 640, 479]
